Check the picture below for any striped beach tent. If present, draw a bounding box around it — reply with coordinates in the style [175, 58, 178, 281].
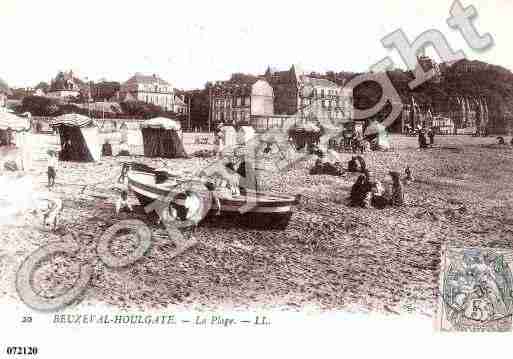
[0, 110, 30, 132]
[50, 113, 101, 162]
[51, 113, 93, 128]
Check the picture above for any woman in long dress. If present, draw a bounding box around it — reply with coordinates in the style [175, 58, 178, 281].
[216, 127, 225, 157]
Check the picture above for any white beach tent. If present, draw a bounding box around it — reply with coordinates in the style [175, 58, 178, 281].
[0, 110, 33, 170]
[141, 117, 181, 131]
[237, 126, 256, 145]
[221, 125, 237, 148]
[365, 120, 391, 150]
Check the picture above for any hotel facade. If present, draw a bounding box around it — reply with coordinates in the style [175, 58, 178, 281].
[209, 78, 274, 125]
[264, 64, 353, 124]
[118, 73, 188, 114]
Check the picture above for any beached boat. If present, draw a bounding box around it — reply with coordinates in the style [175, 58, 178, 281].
[126, 164, 301, 229]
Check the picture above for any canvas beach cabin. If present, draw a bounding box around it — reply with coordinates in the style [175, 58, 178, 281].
[365, 120, 391, 151]
[0, 110, 32, 170]
[140, 117, 188, 158]
[50, 113, 101, 162]
[288, 121, 321, 151]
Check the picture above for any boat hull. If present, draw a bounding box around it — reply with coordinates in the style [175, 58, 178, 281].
[127, 170, 300, 229]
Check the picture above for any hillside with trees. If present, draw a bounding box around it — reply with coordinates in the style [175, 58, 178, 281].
[14, 96, 187, 125]
[342, 59, 513, 134]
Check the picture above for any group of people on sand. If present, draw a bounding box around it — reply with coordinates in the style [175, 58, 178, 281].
[349, 169, 405, 209]
[306, 145, 411, 209]
[347, 156, 412, 209]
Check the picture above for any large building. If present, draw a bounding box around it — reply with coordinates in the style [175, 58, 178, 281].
[118, 73, 187, 114]
[92, 80, 120, 102]
[264, 65, 353, 124]
[47, 70, 86, 99]
[209, 76, 274, 125]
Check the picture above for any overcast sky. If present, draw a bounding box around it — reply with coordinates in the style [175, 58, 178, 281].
[0, 0, 510, 89]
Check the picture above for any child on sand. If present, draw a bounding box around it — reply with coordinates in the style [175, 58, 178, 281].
[47, 150, 58, 188]
[205, 182, 222, 216]
[404, 166, 414, 184]
[386, 171, 405, 206]
[115, 177, 133, 214]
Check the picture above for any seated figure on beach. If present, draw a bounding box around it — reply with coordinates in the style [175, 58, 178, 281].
[404, 166, 414, 184]
[348, 155, 366, 173]
[385, 171, 405, 207]
[349, 173, 372, 208]
[325, 150, 345, 176]
[309, 150, 344, 177]
[370, 179, 387, 209]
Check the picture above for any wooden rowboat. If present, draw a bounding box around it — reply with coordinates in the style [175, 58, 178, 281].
[127, 167, 301, 229]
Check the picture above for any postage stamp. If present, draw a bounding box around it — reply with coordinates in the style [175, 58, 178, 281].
[436, 245, 513, 332]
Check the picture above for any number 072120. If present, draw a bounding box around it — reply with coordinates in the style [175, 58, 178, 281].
[6, 346, 38, 355]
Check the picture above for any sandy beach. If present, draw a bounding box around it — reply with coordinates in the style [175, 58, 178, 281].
[1, 134, 513, 315]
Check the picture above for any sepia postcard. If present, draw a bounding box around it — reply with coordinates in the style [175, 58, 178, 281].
[1, 0, 513, 357]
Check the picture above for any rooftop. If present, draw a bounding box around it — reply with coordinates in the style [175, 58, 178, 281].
[302, 76, 339, 88]
[124, 73, 171, 86]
